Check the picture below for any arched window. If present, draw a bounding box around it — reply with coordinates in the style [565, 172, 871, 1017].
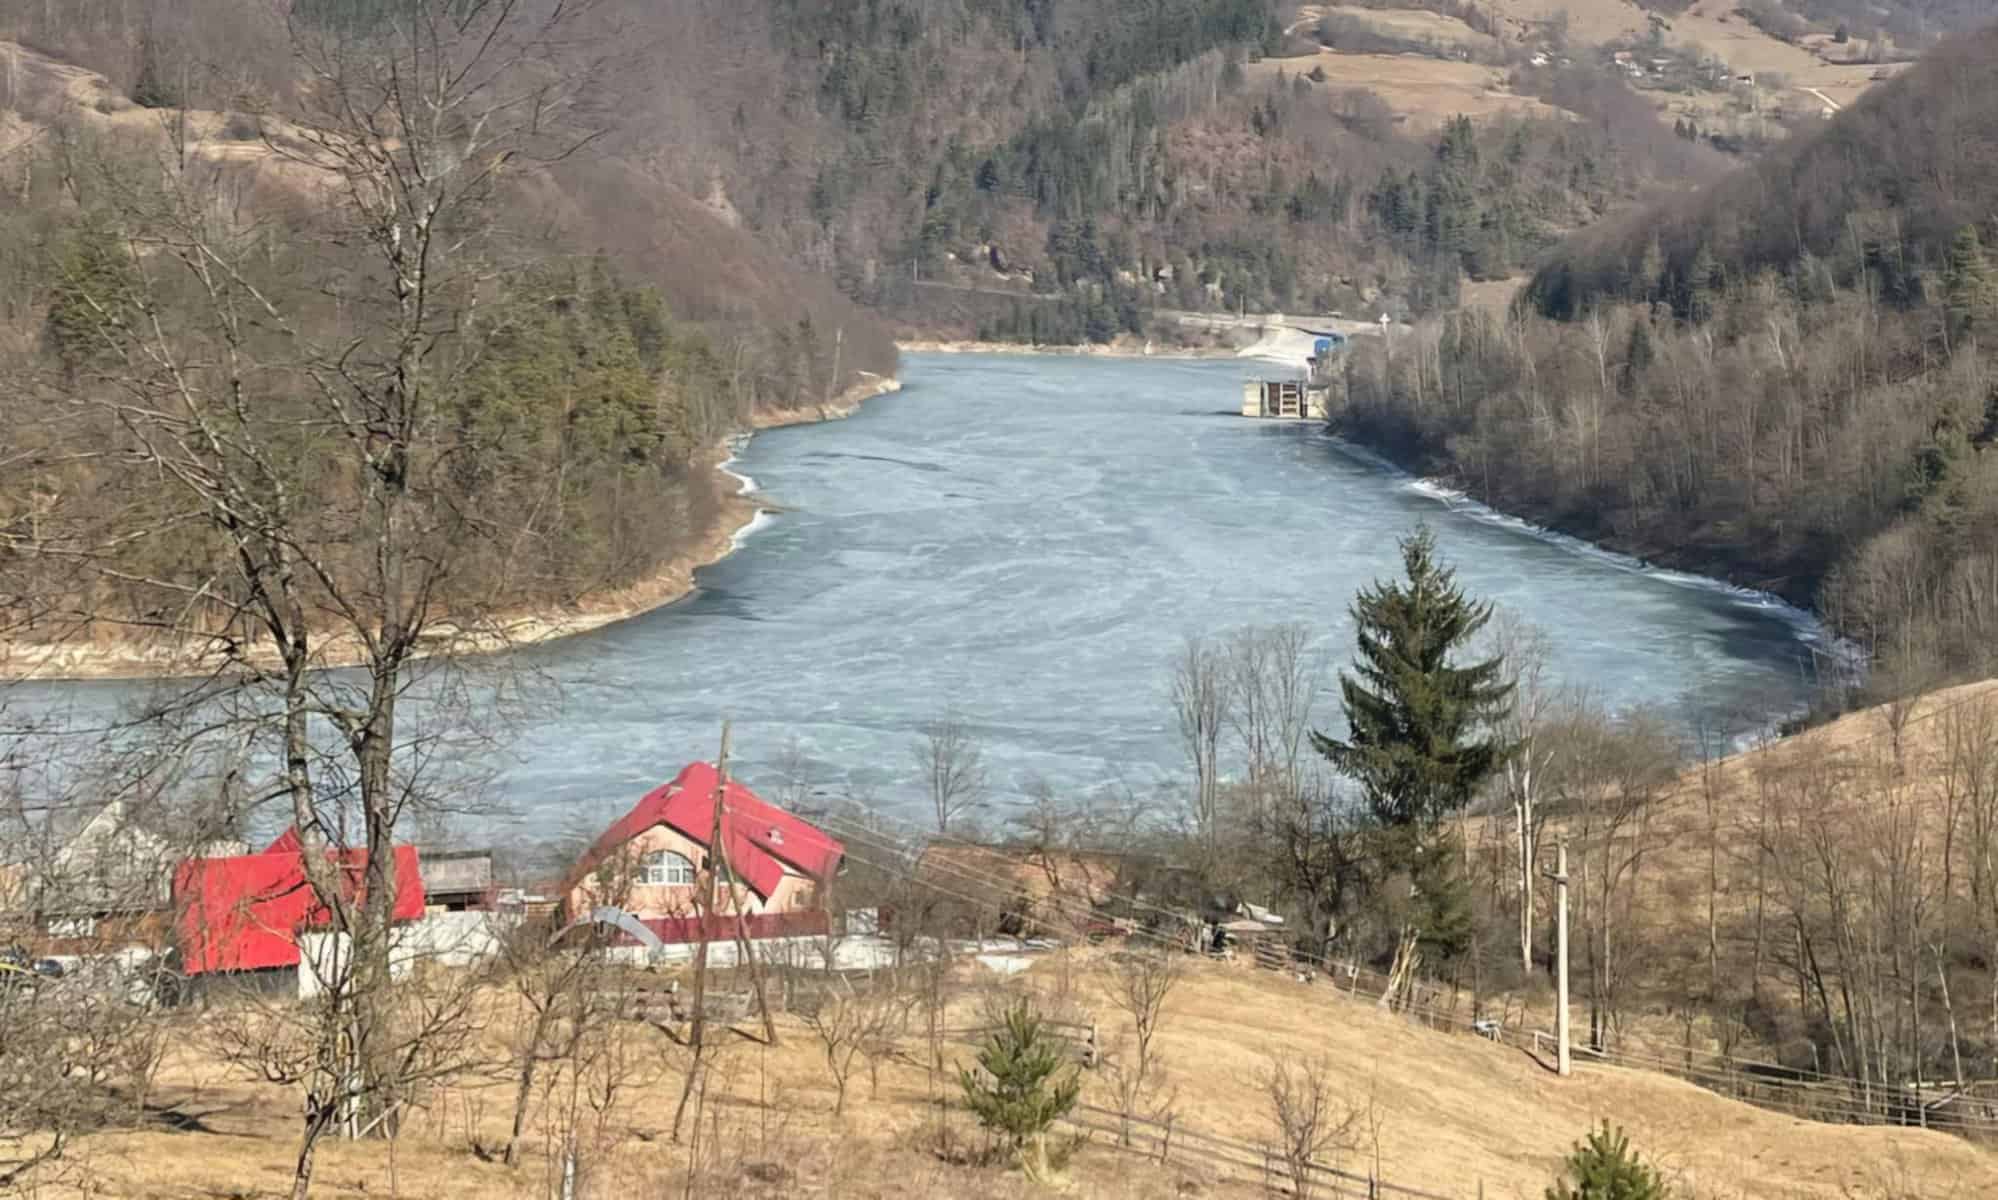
[638, 850, 697, 886]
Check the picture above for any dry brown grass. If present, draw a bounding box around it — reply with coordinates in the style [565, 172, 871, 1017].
[1248, 50, 1557, 126]
[1321, 7, 1507, 56]
[1300, 0, 1902, 132]
[25, 933, 1998, 1198]
[1452, 678, 1998, 1104]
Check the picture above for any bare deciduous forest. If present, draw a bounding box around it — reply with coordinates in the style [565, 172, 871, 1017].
[1339, 25, 1998, 694]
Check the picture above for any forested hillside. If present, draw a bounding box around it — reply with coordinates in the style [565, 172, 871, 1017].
[0, 1, 905, 656]
[1337, 24, 1998, 692]
[605, 0, 1723, 338]
[1525, 25, 1998, 322]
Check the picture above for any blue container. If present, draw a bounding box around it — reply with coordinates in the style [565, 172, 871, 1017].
[1314, 337, 1334, 358]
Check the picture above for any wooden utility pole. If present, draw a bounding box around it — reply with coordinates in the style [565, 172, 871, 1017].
[1546, 838, 1572, 1077]
[714, 751, 779, 1045]
[675, 724, 735, 1142]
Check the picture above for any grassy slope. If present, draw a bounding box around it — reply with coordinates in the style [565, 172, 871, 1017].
[51, 945, 1998, 1199]
[1542, 679, 1998, 1058]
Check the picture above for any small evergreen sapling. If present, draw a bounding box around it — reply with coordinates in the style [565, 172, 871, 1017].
[1545, 1121, 1667, 1200]
[958, 999, 1082, 1179]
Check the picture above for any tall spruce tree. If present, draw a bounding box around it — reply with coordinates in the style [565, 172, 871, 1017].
[1312, 525, 1513, 829]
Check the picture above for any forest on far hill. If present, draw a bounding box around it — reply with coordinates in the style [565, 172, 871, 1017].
[1336, 24, 1998, 697]
[577, 0, 1728, 338]
[2, 0, 1760, 354]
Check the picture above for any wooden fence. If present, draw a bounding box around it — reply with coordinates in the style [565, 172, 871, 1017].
[1251, 944, 1998, 1139]
[944, 1018, 1099, 1067]
[1062, 1101, 1455, 1200]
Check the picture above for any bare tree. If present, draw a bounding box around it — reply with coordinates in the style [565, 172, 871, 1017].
[1485, 610, 1557, 975]
[796, 969, 908, 1117]
[488, 918, 623, 1168]
[0, 713, 230, 1192]
[913, 711, 987, 835]
[1259, 769, 1360, 956]
[1224, 623, 1324, 816]
[1170, 635, 1229, 853]
[1942, 696, 1998, 1052]
[1104, 946, 1181, 1145]
[1262, 1055, 1366, 1200]
[772, 734, 816, 812]
[1553, 702, 1680, 1050]
[19, 5, 611, 1195]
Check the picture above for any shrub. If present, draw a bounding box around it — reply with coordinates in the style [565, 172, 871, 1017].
[1545, 1121, 1668, 1200]
[957, 999, 1082, 1180]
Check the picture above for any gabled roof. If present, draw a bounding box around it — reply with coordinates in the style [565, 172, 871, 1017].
[172, 846, 424, 974]
[569, 762, 843, 902]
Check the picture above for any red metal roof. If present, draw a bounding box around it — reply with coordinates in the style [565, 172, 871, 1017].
[172, 846, 425, 975]
[569, 762, 843, 901]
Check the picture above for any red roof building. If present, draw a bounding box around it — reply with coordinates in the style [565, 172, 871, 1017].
[172, 846, 425, 975]
[566, 762, 844, 943]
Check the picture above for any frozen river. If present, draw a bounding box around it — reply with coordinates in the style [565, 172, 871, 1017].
[11, 353, 1832, 838]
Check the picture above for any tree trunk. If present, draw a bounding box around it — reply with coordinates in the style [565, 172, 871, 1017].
[504, 1049, 540, 1167]
[291, 1101, 339, 1200]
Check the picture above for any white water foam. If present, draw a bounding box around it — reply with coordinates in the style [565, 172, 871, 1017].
[719, 432, 758, 495]
[730, 507, 778, 551]
[720, 432, 779, 551]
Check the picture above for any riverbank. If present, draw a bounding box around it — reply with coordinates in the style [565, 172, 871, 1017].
[0, 376, 903, 682]
[751, 373, 902, 428]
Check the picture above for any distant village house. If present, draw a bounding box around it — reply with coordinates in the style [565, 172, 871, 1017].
[563, 761, 844, 946]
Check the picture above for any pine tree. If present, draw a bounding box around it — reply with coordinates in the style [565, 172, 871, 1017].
[1944, 224, 1993, 337]
[44, 226, 138, 379]
[1622, 318, 1654, 393]
[1636, 236, 1664, 304]
[959, 1001, 1081, 1179]
[1685, 244, 1718, 324]
[129, 28, 178, 109]
[1311, 525, 1513, 829]
[1545, 1122, 1667, 1200]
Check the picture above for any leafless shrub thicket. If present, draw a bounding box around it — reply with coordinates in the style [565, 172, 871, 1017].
[1261, 1055, 1370, 1200]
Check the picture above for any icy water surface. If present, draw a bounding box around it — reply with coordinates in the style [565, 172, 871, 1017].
[11, 354, 1831, 835]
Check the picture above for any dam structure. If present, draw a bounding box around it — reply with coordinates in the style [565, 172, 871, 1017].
[1241, 332, 1345, 420]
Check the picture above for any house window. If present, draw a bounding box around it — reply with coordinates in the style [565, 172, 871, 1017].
[638, 850, 696, 887]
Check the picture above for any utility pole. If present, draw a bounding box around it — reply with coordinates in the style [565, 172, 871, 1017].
[687, 722, 731, 1056]
[1544, 838, 1572, 1077]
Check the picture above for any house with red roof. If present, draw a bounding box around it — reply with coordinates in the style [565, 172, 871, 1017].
[565, 762, 844, 944]
[172, 843, 425, 980]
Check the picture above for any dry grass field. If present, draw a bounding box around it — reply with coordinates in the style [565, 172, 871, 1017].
[1271, 0, 1906, 135]
[27, 933, 1998, 1199]
[1249, 49, 1557, 125]
[1320, 6, 1508, 56]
